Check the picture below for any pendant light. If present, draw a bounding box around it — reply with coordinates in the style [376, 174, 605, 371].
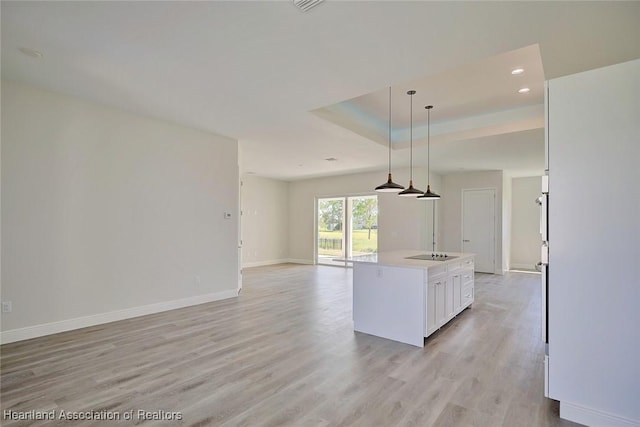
[375, 87, 405, 192]
[418, 105, 441, 200]
[398, 90, 423, 197]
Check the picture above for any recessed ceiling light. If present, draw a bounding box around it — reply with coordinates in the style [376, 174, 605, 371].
[511, 68, 524, 75]
[18, 47, 43, 59]
[518, 87, 531, 94]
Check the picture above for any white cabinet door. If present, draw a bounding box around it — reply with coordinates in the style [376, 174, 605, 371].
[427, 276, 447, 333]
[451, 273, 462, 314]
[461, 267, 474, 308]
[436, 279, 447, 328]
[426, 279, 438, 336]
[462, 282, 474, 307]
[445, 277, 455, 319]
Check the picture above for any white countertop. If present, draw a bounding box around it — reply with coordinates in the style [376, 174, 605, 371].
[338, 250, 474, 269]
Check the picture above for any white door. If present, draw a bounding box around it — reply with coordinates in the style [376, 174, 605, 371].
[238, 177, 243, 294]
[462, 189, 496, 273]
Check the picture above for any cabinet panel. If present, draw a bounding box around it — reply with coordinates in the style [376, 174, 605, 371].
[426, 279, 438, 335]
[462, 268, 474, 286]
[445, 279, 455, 319]
[462, 282, 474, 306]
[436, 281, 446, 327]
[430, 264, 447, 277]
[353, 264, 426, 347]
[448, 261, 462, 272]
[425, 256, 474, 339]
[451, 273, 462, 314]
[428, 276, 447, 329]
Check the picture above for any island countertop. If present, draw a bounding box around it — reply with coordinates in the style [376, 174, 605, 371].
[347, 250, 476, 347]
[340, 250, 474, 270]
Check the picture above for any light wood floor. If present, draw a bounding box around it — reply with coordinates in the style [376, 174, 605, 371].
[1, 264, 580, 426]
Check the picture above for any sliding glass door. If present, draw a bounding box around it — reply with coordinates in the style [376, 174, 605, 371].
[350, 196, 378, 257]
[317, 195, 378, 266]
[317, 197, 345, 266]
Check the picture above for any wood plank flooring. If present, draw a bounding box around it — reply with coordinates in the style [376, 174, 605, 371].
[1, 264, 581, 426]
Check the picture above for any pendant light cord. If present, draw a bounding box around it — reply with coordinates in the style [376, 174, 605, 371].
[427, 106, 430, 186]
[388, 87, 392, 174]
[425, 105, 434, 187]
[409, 92, 414, 180]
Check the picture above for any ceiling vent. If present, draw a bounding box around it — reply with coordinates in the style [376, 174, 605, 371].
[293, 0, 324, 12]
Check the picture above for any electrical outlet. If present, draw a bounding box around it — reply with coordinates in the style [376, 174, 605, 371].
[2, 301, 12, 313]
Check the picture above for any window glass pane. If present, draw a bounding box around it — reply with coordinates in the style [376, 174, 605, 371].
[317, 198, 344, 265]
[350, 196, 378, 256]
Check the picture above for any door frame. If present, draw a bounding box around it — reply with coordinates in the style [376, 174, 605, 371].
[461, 187, 497, 274]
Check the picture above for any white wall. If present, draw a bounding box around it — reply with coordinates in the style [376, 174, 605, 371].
[548, 59, 640, 426]
[502, 175, 512, 273]
[288, 168, 442, 263]
[1, 81, 239, 342]
[241, 175, 289, 267]
[510, 176, 541, 270]
[441, 170, 504, 273]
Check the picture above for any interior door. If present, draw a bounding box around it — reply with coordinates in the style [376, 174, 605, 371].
[462, 188, 496, 273]
[238, 175, 243, 294]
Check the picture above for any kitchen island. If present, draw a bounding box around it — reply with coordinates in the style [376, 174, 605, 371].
[347, 251, 475, 347]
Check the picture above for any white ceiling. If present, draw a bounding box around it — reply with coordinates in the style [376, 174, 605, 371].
[312, 45, 545, 151]
[2, 1, 640, 181]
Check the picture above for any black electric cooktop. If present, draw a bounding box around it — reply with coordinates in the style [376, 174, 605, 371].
[405, 254, 458, 261]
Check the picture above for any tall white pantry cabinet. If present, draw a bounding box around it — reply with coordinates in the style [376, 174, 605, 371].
[546, 59, 640, 426]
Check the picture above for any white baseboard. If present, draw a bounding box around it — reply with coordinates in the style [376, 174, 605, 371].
[560, 401, 639, 427]
[0, 289, 238, 345]
[242, 259, 290, 268]
[286, 258, 314, 265]
[511, 262, 538, 270]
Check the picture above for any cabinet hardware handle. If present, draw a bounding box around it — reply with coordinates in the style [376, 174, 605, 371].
[464, 275, 471, 278]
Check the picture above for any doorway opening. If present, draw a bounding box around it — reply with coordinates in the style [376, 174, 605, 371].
[316, 195, 378, 266]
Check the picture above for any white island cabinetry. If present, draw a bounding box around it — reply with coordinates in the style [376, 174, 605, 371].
[350, 251, 474, 347]
[426, 272, 445, 337]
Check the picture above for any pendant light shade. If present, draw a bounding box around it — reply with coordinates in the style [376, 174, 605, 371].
[398, 90, 423, 197]
[375, 87, 405, 192]
[418, 105, 441, 200]
[420, 184, 440, 199]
